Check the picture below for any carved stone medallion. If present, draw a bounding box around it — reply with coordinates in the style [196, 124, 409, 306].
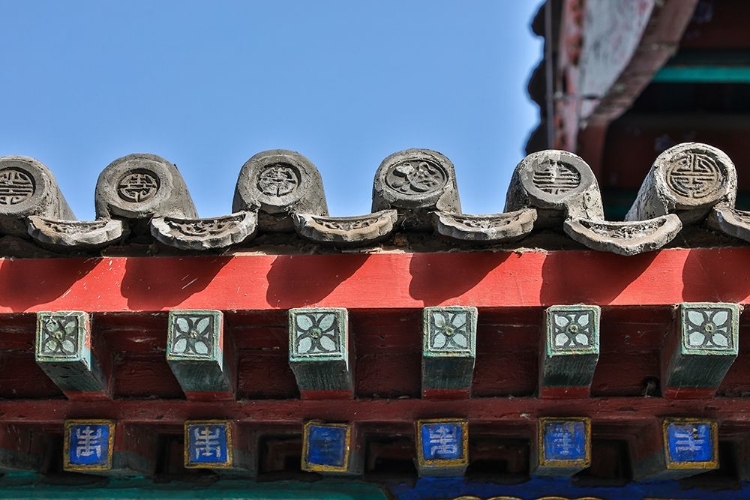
[665, 151, 723, 200]
[532, 159, 581, 195]
[116, 170, 160, 203]
[384, 160, 448, 197]
[0, 168, 35, 206]
[256, 164, 300, 197]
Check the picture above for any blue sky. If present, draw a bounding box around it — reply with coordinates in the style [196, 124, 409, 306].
[0, 1, 543, 219]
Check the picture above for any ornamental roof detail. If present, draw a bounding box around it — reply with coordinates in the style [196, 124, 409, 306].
[0, 142, 746, 257]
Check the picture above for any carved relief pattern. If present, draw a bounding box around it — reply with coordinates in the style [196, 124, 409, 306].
[170, 314, 215, 356]
[0, 168, 34, 205]
[257, 164, 300, 196]
[551, 310, 594, 349]
[577, 218, 664, 239]
[39, 315, 79, 356]
[450, 214, 519, 229]
[313, 217, 378, 231]
[42, 220, 110, 234]
[685, 308, 733, 349]
[665, 152, 722, 199]
[385, 160, 447, 196]
[428, 310, 470, 351]
[165, 214, 245, 237]
[293, 312, 341, 355]
[532, 160, 581, 194]
[117, 170, 159, 202]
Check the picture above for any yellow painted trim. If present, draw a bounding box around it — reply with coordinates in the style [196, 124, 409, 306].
[662, 418, 719, 471]
[183, 420, 234, 469]
[537, 417, 591, 468]
[415, 418, 469, 469]
[301, 420, 352, 473]
[63, 419, 115, 472]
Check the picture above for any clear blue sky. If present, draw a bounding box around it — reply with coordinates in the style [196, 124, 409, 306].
[0, 1, 543, 219]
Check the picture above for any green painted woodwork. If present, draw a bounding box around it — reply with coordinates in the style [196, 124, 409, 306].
[653, 66, 750, 84]
[0, 476, 388, 499]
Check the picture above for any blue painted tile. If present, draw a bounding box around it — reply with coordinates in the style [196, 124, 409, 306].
[186, 422, 230, 467]
[306, 424, 348, 468]
[420, 422, 464, 461]
[66, 422, 112, 468]
[543, 420, 586, 462]
[666, 422, 714, 463]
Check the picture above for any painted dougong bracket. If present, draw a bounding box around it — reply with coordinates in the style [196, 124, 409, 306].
[421, 306, 477, 399]
[166, 310, 236, 401]
[539, 305, 600, 398]
[288, 308, 353, 399]
[662, 302, 740, 399]
[35, 311, 111, 400]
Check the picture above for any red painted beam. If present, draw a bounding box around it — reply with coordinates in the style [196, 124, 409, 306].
[1, 248, 750, 313]
[0, 397, 749, 426]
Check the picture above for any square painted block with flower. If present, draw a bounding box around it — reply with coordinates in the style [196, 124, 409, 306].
[166, 310, 233, 398]
[288, 308, 353, 395]
[422, 306, 477, 397]
[663, 303, 739, 399]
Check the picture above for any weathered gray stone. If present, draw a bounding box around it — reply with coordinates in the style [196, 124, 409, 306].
[150, 211, 258, 250]
[95, 153, 197, 222]
[233, 150, 328, 232]
[626, 143, 736, 225]
[0, 156, 75, 236]
[432, 208, 537, 243]
[372, 149, 461, 231]
[707, 206, 750, 243]
[563, 214, 682, 256]
[505, 150, 604, 228]
[292, 210, 397, 247]
[27, 216, 127, 249]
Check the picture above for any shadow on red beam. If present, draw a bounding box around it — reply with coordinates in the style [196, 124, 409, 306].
[0, 397, 748, 425]
[0, 248, 749, 313]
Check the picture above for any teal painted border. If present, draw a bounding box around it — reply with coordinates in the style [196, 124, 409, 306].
[653, 66, 750, 84]
[0, 477, 388, 500]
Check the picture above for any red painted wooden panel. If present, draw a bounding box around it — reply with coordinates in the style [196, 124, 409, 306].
[2, 397, 749, 425]
[2, 249, 750, 313]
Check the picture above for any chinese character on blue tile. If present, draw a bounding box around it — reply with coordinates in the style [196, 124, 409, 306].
[420, 422, 463, 461]
[667, 421, 714, 463]
[66, 421, 112, 469]
[186, 422, 230, 467]
[543, 420, 587, 462]
[305, 424, 348, 468]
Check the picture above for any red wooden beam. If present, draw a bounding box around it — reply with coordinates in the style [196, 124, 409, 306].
[1, 397, 749, 426]
[1, 248, 750, 313]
